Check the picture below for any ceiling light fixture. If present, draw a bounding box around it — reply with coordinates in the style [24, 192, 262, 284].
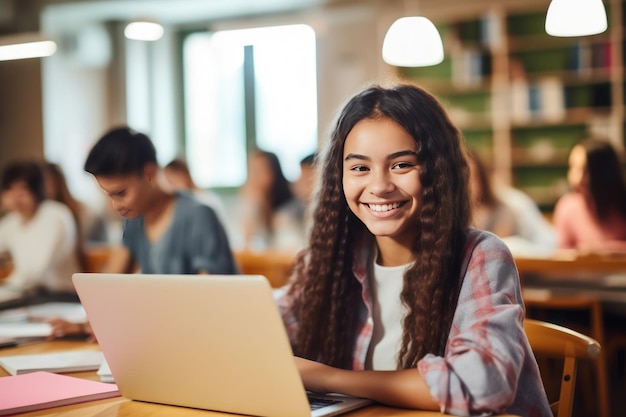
[545, 0, 608, 37]
[382, 16, 444, 67]
[0, 33, 57, 61]
[124, 21, 164, 41]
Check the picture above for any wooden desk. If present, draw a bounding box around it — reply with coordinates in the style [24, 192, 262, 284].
[515, 253, 626, 281]
[0, 340, 521, 417]
[515, 253, 626, 303]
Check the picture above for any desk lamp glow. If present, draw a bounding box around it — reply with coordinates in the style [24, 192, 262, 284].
[545, 0, 608, 37]
[382, 16, 444, 67]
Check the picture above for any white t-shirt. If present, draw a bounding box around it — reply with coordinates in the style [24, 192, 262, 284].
[365, 262, 411, 370]
[0, 200, 80, 301]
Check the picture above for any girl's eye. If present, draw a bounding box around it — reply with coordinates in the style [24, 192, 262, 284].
[392, 162, 415, 170]
[350, 165, 369, 172]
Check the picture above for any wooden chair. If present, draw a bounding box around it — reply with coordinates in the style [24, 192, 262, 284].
[84, 246, 113, 273]
[523, 292, 610, 417]
[233, 250, 295, 288]
[524, 318, 602, 417]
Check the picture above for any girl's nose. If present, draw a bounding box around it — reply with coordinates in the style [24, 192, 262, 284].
[369, 171, 395, 195]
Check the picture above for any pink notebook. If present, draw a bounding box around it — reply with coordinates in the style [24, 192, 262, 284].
[0, 371, 120, 415]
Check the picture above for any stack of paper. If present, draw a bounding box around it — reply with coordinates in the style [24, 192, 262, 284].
[0, 350, 105, 375]
[0, 371, 120, 415]
[97, 359, 114, 383]
[0, 302, 86, 346]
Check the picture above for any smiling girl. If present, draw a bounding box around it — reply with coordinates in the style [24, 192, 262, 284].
[275, 84, 551, 416]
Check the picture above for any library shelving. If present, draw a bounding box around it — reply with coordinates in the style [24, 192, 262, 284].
[398, 0, 624, 211]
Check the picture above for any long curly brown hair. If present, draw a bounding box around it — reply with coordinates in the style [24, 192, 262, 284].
[288, 83, 471, 370]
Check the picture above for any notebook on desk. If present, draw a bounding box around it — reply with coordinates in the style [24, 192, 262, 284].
[72, 273, 372, 417]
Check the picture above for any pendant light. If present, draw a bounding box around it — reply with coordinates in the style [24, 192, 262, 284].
[124, 20, 164, 41]
[545, 0, 608, 37]
[0, 33, 57, 61]
[382, 16, 444, 67]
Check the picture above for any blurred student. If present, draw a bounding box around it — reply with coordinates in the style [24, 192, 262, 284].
[83, 126, 238, 275]
[42, 162, 108, 245]
[237, 149, 301, 251]
[553, 138, 626, 254]
[495, 185, 557, 257]
[467, 149, 557, 257]
[275, 84, 551, 416]
[162, 158, 228, 231]
[273, 152, 319, 250]
[467, 149, 517, 238]
[0, 161, 81, 306]
[292, 153, 318, 208]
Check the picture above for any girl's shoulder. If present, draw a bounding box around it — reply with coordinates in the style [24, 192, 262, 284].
[463, 229, 515, 268]
[554, 191, 585, 211]
[465, 228, 509, 251]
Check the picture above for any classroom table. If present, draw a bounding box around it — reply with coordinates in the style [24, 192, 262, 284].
[515, 252, 626, 280]
[0, 339, 521, 417]
[514, 253, 626, 303]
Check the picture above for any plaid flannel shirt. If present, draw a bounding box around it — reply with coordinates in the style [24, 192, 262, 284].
[275, 229, 551, 417]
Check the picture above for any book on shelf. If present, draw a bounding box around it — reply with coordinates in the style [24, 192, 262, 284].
[452, 48, 487, 87]
[479, 10, 502, 50]
[567, 40, 592, 77]
[0, 371, 120, 416]
[0, 350, 105, 376]
[591, 41, 612, 73]
[514, 77, 565, 122]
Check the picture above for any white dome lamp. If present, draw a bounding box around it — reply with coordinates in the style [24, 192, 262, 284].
[382, 16, 444, 67]
[545, 0, 608, 37]
[124, 20, 164, 41]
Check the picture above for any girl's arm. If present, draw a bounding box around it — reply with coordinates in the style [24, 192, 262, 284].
[296, 357, 439, 410]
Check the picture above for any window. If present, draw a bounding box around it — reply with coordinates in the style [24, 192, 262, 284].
[183, 24, 318, 188]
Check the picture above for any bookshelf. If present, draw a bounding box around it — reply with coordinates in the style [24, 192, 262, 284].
[397, 0, 624, 211]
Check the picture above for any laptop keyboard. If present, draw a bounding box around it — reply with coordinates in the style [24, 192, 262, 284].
[307, 393, 341, 410]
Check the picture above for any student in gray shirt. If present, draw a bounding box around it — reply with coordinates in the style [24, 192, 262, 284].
[83, 126, 237, 275]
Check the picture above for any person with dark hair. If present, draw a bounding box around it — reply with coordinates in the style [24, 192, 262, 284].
[0, 161, 81, 305]
[237, 149, 300, 250]
[83, 126, 237, 275]
[553, 138, 626, 253]
[274, 84, 551, 416]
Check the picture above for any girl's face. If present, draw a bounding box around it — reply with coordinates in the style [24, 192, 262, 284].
[567, 144, 588, 192]
[1, 180, 38, 220]
[342, 117, 422, 248]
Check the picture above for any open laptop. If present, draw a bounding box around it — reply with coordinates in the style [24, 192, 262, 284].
[72, 273, 372, 417]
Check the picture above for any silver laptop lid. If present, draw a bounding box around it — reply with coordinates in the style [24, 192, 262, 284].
[72, 273, 311, 417]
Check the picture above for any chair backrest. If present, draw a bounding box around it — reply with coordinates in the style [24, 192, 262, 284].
[233, 250, 295, 288]
[524, 318, 601, 417]
[85, 246, 113, 273]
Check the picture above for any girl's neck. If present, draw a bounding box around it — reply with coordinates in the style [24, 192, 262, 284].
[375, 237, 414, 267]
